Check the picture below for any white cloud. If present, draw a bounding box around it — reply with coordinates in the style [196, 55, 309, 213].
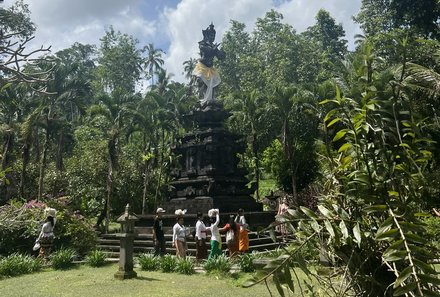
[24, 0, 156, 52]
[163, 0, 362, 82]
[277, 0, 362, 42]
[162, 0, 273, 82]
[5, 0, 362, 83]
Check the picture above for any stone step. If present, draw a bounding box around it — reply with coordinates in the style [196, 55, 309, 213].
[97, 230, 288, 259]
[100, 231, 275, 240]
[98, 241, 287, 258]
[97, 235, 276, 247]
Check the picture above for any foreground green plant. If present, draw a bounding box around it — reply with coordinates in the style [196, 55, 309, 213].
[245, 41, 440, 297]
[50, 248, 76, 270]
[0, 253, 42, 277]
[238, 253, 256, 273]
[138, 253, 160, 271]
[176, 258, 195, 275]
[160, 255, 177, 273]
[203, 255, 232, 274]
[86, 250, 107, 267]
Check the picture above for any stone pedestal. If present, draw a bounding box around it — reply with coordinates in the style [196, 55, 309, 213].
[114, 204, 138, 280]
[114, 233, 137, 280]
[166, 101, 262, 214]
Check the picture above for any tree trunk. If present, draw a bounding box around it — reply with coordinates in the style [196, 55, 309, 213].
[142, 141, 151, 215]
[0, 131, 14, 201]
[255, 155, 260, 201]
[290, 161, 299, 206]
[105, 136, 117, 233]
[19, 143, 30, 198]
[154, 128, 165, 209]
[251, 132, 260, 201]
[38, 129, 49, 201]
[323, 121, 334, 170]
[55, 131, 64, 172]
[1, 132, 13, 170]
[105, 161, 113, 234]
[142, 160, 150, 215]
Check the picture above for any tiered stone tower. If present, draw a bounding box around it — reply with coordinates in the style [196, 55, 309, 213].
[166, 101, 262, 213]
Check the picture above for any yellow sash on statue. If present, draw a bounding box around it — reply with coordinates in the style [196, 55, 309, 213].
[193, 62, 218, 80]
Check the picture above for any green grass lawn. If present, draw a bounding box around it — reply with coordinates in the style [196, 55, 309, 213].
[0, 264, 277, 297]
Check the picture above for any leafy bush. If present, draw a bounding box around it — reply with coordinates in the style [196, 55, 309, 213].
[238, 253, 255, 273]
[160, 255, 177, 273]
[86, 250, 107, 267]
[138, 253, 160, 271]
[176, 258, 195, 275]
[0, 253, 42, 277]
[422, 215, 440, 254]
[203, 255, 232, 274]
[0, 200, 97, 257]
[47, 200, 98, 256]
[50, 248, 76, 270]
[0, 202, 43, 256]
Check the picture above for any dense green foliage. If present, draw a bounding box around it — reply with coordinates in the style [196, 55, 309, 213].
[176, 258, 195, 275]
[238, 253, 256, 273]
[1, 1, 440, 295]
[0, 253, 42, 278]
[0, 200, 97, 256]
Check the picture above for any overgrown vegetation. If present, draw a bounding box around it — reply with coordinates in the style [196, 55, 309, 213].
[0, 200, 97, 257]
[1, 1, 440, 296]
[176, 258, 195, 275]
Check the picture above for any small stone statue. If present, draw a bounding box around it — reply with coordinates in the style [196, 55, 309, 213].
[193, 23, 225, 104]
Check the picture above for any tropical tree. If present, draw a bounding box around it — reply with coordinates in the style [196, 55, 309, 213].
[143, 43, 164, 86]
[354, 0, 440, 38]
[182, 58, 197, 81]
[267, 86, 319, 203]
[245, 38, 440, 296]
[92, 28, 143, 231]
[225, 90, 270, 200]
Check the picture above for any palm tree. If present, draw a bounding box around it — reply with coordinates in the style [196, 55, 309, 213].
[229, 90, 267, 201]
[143, 43, 164, 86]
[151, 68, 172, 95]
[268, 86, 318, 204]
[182, 58, 197, 81]
[34, 58, 90, 199]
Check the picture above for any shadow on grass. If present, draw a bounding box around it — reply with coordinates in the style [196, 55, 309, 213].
[135, 276, 161, 282]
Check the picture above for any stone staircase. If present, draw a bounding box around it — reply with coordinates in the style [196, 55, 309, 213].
[98, 229, 286, 259]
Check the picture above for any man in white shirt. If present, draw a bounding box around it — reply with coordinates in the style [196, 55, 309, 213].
[173, 210, 187, 258]
[195, 212, 208, 260]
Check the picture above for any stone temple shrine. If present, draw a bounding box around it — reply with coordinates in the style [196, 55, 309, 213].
[167, 100, 262, 214]
[165, 23, 262, 214]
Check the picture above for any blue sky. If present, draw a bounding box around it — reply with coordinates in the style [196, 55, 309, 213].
[3, 0, 362, 82]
